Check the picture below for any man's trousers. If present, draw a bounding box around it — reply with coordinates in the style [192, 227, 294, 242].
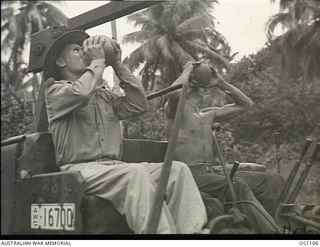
[190, 167, 281, 234]
[61, 160, 207, 234]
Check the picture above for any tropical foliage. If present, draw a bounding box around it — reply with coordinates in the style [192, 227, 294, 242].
[1, 1, 68, 140]
[122, 0, 232, 91]
[126, 42, 318, 203]
[1, 86, 33, 140]
[1, 1, 68, 103]
[266, 0, 320, 80]
[127, 41, 318, 143]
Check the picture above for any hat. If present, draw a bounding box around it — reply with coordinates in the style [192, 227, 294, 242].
[43, 30, 90, 80]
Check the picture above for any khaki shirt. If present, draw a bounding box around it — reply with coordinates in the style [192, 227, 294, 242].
[45, 60, 147, 166]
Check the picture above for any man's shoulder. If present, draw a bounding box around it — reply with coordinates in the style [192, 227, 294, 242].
[96, 87, 118, 101]
[45, 78, 71, 88]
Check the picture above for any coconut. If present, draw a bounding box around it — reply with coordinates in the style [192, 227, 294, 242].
[192, 63, 212, 87]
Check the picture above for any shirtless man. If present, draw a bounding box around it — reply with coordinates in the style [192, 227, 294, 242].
[165, 62, 283, 233]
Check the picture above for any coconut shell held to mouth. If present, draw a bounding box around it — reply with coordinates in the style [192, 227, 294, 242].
[192, 63, 212, 87]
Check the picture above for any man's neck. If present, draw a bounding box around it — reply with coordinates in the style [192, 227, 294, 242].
[62, 70, 83, 81]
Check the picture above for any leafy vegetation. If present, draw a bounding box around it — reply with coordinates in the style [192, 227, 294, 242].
[266, 0, 320, 80]
[1, 86, 33, 140]
[1, 1, 67, 108]
[122, 0, 232, 91]
[1, 1, 67, 139]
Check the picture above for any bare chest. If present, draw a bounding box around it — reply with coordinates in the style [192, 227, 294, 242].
[179, 114, 212, 142]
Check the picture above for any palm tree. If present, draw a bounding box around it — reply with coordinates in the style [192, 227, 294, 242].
[122, 0, 231, 91]
[266, 0, 320, 80]
[1, 1, 68, 105]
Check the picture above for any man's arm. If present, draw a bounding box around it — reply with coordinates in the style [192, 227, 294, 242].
[201, 68, 254, 123]
[164, 62, 198, 137]
[110, 57, 148, 120]
[109, 40, 147, 120]
[164, 61, 200, 120]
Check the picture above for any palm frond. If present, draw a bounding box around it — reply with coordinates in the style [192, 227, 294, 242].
[176, 15, 214, 35]
[144, 36, 161, 62]
[14, 11, 27, 49]
[37, 2, 68, 27]
[170, 40, 193, 66]
[270, 0, 295, 11]
[188, 0, 216, 18]
[1, 32, 13, 50]
[184, 39, 230, 69]
[266, 12, 293, 40]
[179, 28, 208, 43]
[161, 0, 193, 27]
[147, 4, 164, 21]
[127, 12, 147, 26]
[123, 36, 160, 71]
[1, 21, 10, 32]
[128, 4, 164, 24]
[268, 0, 320, 80]
[1, 6, 15, 21]
[156, 35, 174, 62]
[125, 0, 226, 81]
[206, 29, 230, 53]
[127, 11, 163, 32]
[1, 1, 19, 9]
[25, 4, 44, 32]
[230, 52, 239, 61]
[122, 30, 154, 44]
[122, 46, 144, 71]
[2, 11, 27, 53]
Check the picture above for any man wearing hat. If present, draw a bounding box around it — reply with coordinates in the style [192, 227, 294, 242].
[43, 30, 208, 234]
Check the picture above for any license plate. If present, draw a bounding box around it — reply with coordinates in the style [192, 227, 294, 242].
[31, 203, 75, 231]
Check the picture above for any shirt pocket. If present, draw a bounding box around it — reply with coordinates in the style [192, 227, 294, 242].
[74, 101, 94, 122]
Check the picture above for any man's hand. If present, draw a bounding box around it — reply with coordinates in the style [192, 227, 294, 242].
[185, 60, 203, 88]
[82, 36, 105, 62]
[169, 60, 202, 89]
[111, 41, 122, 64]
[183, 60, 202, 85]
[91, 35, 122, 68]
[182, 61, 196, 74]
[183, 60, 202, 73]
[208, 66, 224, 87]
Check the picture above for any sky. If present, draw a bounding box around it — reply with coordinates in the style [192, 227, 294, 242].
[56, 0, 280, 61]
[213, 0, 279, 59]
[51, 0, 280, 86]
[12, 0, 280, 88]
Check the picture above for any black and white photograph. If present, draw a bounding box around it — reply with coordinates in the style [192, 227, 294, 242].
[1, 0, 319, 241]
